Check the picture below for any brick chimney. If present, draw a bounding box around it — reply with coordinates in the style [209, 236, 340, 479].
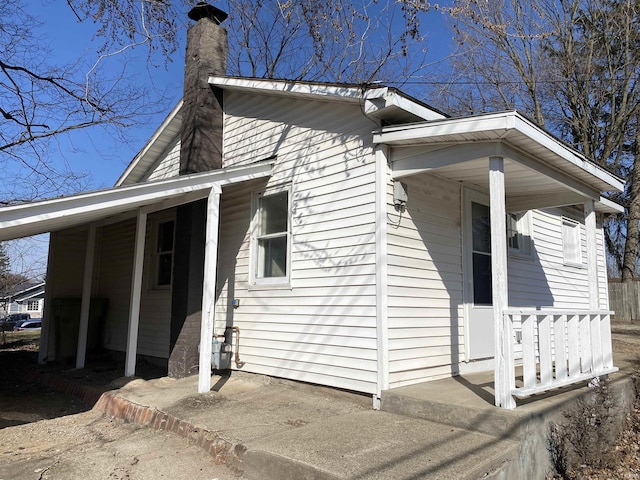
[169, 3, 228, 379]
[180, 2, 228, 175]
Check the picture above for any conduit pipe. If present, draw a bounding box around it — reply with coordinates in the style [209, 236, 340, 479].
[226, 326, 245, 368]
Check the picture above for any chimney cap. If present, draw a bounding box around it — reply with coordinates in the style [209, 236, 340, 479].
[188, 2, 228, 25]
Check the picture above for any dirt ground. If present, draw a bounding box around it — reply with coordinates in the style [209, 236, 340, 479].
[2, 327, 640, 479]
[0, 333, 238, 480]
[548, 323, 640, 479]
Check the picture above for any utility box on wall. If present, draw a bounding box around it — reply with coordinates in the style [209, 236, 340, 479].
[212, 340, 232, 370]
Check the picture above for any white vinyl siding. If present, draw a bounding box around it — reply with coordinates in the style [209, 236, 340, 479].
[45, 228, 90, 360]
[95, 220, 136, 354]
[596, 220, 609, 309]
[508, 207, 607, 310]
[143, 138, 180, 182]
[138, 209, 175, 358]
[95, 212, 173, 359]
[216, 92, 379, 394]
[386, 172, 465, 389]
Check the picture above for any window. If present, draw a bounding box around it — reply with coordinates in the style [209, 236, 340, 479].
[562, 217, 582, 266]
[251, 187, 290, 286]
[471, 201, 492, 305]
[26, 300, 39, 312]
[154, 220, 175, 287]
[507, 211, 532, 257]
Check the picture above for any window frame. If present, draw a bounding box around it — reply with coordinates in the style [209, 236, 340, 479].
[26, 300, 40, 312]
[562, 216, 583, 267]
[152, 218, 176, 289]
[507, 211, 533, 258]
[250, 185, 292, 288]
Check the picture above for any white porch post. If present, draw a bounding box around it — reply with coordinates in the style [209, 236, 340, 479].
[374, 144, 390, 409]
[38, 233, 58, 365]
[489, 156, 516, 409]
[584, 200, 599, 310]
[125, 210, 147, 377]
[198, 186, 222, 394]
[76, 224, 97, 369]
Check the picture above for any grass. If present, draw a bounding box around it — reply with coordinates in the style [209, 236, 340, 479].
[0, 330, 41, 348]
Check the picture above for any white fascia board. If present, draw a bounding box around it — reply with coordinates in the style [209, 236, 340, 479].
[374, 111, 515, 143]
[209, 76, 388, 102]
[385, 92, 446, 121]
[15, 289, 45, 302]
[115, 100, 184, 187]
[511, 115, 625, 193]
[364, 92, 446, 122]
[0, 161, 273, 241]
[597, 196, 625, 214]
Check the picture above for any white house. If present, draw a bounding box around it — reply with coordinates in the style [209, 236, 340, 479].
[0, 4, 623, 409]
[0, 282, 45, 318]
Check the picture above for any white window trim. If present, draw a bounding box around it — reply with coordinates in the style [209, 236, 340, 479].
[250, 185, 292, 289]
[26, 300, 40, 311]
[562, 216, 583, 267]
[150, 216, 176, 290]
[507, 211, 533, 259]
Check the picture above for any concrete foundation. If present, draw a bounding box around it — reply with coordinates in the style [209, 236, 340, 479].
[381, 371, 637, 479]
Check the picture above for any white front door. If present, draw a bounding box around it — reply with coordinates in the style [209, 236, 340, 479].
[464, 189, 494, 360]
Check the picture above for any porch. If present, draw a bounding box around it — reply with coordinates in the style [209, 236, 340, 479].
[374, 111, 625, 409]
[506, 310, 617, 399]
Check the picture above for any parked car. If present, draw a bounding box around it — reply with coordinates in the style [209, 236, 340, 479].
[0, 313, 30, 331]
[13, 319, 41, 331]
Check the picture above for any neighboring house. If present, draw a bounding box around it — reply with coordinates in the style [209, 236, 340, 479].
[0, 4, 624, 409]
[0, 282, 45, 318]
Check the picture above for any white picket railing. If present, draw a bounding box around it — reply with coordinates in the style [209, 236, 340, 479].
[505, 310, 617, 399]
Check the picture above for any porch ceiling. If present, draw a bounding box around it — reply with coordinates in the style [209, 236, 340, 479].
[374, 111, 625, 213]
[0, 161, 273, 242]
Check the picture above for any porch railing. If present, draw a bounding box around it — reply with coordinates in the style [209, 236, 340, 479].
[505, 310, 617, 399]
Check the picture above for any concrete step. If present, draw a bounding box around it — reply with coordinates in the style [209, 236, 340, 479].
[241, 411, 520, 480]
[380, 383, 523, 439]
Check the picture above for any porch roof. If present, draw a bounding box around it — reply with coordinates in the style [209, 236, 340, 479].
[374, 111, 625, 214]
[0, 161, 273, 242]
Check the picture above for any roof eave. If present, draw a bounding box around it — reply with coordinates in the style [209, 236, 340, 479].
[115, 100, 184, 187]
[374, 111, 625, 193]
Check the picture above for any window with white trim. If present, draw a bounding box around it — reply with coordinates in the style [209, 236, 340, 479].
[507, 211, 532, 257]
[154, 220, 175, 287]
[251, 187, 291, 287]
[26, 300, 40, 311]
[562, 217, 582, 266]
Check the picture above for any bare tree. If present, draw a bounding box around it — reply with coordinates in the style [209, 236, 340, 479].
[1, 0, 446, 207]
[0, 0, 190, 203]
[225, 0, 434, 85]
[433, 0, 640, 279]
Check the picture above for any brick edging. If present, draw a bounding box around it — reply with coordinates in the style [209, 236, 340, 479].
[93, 391, 244, 469]
[26, 369, 246, 472]
[26, 369, 107, 407]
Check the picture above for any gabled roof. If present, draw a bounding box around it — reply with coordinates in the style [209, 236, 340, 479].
[117, 78, 447, 186]
[116, 101, 183, 187]
[0, 282, 45, 301]
[208, 76, 447, 123]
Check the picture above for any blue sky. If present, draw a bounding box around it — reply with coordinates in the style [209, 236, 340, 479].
[35, 1, 456, 188]
[10, 1, 457, 276]
[38, 1, 186, 188]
